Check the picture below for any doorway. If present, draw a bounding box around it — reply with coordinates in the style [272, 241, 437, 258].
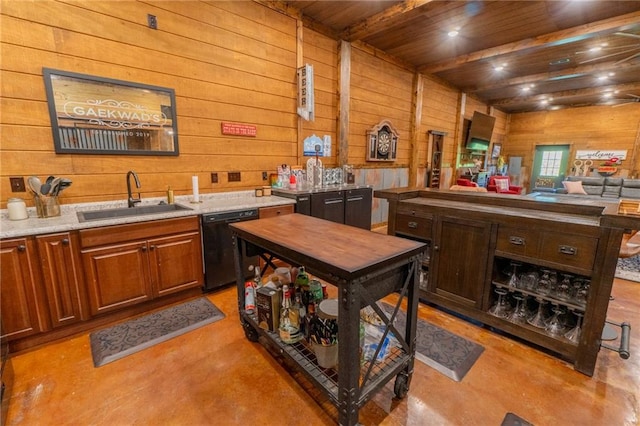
[530, 144, 570, 191]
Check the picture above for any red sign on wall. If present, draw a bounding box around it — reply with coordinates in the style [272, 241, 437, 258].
[221, 122, 257, 137]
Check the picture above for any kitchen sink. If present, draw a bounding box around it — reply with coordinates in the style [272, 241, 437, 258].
[77, 203, 193, 222]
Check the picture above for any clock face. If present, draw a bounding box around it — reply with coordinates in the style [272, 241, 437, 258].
[377, 131, 391, 155]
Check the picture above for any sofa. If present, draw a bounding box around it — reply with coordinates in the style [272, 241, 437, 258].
[532, 176, 640, 200]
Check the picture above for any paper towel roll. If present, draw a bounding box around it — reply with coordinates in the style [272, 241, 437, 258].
[192, 175, 200, 202]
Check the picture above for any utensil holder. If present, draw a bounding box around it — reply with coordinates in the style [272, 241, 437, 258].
[312, 341, 338, 369]
[34, 196, 60, 218]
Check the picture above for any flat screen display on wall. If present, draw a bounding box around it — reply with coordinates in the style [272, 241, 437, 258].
[466, 111, 496, 151]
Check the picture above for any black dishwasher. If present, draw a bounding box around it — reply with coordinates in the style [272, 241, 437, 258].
[201, 209, 259, 292]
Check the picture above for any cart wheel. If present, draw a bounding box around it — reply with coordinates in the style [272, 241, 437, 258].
[243, 322, 259, 342]
[394, 373, 409, 399]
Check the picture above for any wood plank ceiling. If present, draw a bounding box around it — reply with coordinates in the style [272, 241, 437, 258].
[282, 1, 640, 113]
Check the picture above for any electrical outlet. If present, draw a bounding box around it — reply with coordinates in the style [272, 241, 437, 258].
[147, 14, 157, 29]
[228, 172, 241, 182]
[10, 176, 26, 192]
[211, 172, 218, 183]
[262, 172, 268, 181]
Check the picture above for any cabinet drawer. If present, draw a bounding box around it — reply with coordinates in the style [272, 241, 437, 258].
[540, 232, 598, 270]
[395, 213, 432, 240]
[259, 204, 294, 219]
[496, 226, 540, 257]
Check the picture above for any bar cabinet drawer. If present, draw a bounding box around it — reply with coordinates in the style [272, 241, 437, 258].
[395, 213, 432, 240]
[539, 232, 598, 270]
[496, 226, 540, 257]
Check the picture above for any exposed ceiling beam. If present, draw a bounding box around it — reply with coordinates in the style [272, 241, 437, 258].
[467, 61, 640, 94]
[490, 82, 640, 107]
[418, 11, 640, 74]
[340, 0, 434, 41]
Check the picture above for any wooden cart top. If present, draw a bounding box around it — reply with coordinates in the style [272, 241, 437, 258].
[230, 214, 426, 280]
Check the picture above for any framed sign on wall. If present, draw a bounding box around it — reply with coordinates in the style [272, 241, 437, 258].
[43, 68, 179, 155]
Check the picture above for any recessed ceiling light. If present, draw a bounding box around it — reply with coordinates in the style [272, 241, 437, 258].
[549, 58, 571, 66]
[493, 63, 507, 71]
[448, 28, 460, 37]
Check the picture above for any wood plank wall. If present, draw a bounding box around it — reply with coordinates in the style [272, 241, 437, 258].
[2, 0, 639, 210]
[1, 0, 302, 206]
[507, 105, 640, 181]
[301, 28, 338, 166]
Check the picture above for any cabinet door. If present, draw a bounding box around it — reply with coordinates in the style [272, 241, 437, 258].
[311, 191, 344, 224]
[295, 195, 311, 215]
[0, 239, 46, 340]
[345, 188, 372, 229]
[148, 232, 204, 297]
[82, 241, 152, 315]
[430, 217, 492, 308]
[36, 233, 88, 328]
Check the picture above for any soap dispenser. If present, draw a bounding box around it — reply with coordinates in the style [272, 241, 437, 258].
[167, 186, 175, 204]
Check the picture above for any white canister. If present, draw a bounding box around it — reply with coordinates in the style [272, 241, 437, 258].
[7, 198, 28, 220]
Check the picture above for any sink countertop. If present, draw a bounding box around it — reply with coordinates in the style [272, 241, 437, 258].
[0, 191, 295, 239]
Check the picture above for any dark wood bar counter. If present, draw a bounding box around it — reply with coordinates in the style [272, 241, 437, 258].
[375, 188, 640, 376]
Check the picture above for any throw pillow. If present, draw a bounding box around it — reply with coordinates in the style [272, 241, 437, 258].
[563, 180, 588, 195]
[495, 178, 510, 192]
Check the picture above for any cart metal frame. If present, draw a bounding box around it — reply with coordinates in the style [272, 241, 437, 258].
[230, 214, 426, 425]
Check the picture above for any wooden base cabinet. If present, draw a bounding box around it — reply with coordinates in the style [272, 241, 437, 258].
[80, 217, 203, 316]
[376, 188, 639, 376]
[0, 238, 46, 341]
[430, 216, 492, 309]
[36, 232, 88, 328]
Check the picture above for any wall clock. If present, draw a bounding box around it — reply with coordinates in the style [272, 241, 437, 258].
[366, 120, 398, 162]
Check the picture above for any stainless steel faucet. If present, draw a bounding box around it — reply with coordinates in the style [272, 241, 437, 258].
[126, 171, 141, 208]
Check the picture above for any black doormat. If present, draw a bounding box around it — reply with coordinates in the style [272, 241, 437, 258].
[501, 412, 533, 426]
[615, 255, 640, 282]
[90, 298, 225, 367]
[383, 303, 484, 382]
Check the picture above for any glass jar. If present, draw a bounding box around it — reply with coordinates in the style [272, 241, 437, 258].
[7, 197, 28, 220]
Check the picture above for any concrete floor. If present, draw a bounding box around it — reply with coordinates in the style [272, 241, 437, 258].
[3, 275, 639, 426]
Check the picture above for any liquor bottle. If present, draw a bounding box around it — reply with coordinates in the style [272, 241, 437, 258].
[279, 285, 302, 344]
[252, 264, 262, 289]
[305, 300, 316, 341]
[295, 266, 310, 290]
[294, 294, 306, 337]
[244, 280, 256, 314]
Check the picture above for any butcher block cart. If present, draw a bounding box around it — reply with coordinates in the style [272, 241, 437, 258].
[230, 214, 426, 425]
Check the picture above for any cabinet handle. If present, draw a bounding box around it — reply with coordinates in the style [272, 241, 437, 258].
[407, 221, 418, 229]
[347, 196, 363, 202]
[298, 197, 309, 202]
[17, 245, 26, 252]
[434, 245, 439, 251]
[61, 238, 69, 245]
[149, 245, 156, 251]
[141, 246, 147, 252]
[509, 236, 525, 245]
[558, 245, 577, 256]
[324, 199, 343, 205]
